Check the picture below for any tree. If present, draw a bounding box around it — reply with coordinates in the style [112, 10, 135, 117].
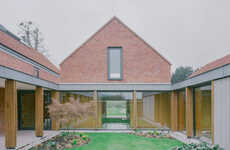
[48, 96, 96, 131]
[17, 21, 49, 57]
[171, 66, 194, 84]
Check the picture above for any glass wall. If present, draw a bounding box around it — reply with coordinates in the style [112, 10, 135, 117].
[136, 92, 171, 129]
[98, 92, 132, 129]
[60, 91, 95, 129]
[194, 85, 212, 141]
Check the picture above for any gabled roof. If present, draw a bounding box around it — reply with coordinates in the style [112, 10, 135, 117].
[190, 53, 230, 78]
[60, 16, 171, 65]
[0, 29, 60, 74]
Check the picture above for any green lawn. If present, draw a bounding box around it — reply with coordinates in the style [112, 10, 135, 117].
[67, 133, 183, 150]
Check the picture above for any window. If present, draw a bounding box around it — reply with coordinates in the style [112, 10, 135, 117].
[34, 67, 39, 78]
[108, 47, 123, 80]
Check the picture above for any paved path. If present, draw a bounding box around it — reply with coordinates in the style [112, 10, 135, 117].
[0, 131, 60, 150]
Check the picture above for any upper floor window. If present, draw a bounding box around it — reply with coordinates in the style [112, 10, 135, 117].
[34, 67, 39, 78]
[107, 47, 123, 80]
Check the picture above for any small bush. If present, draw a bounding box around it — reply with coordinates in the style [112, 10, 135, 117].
[172, 142, 224, 150]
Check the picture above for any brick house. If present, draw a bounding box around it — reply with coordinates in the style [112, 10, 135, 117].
[0, 17, 230, 149]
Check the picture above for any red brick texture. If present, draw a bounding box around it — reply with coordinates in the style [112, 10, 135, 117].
[0, 30, 60, 83]
[60, 17, 171, 83]
[0, 51, 59, 83]
[0, 30, 59, 74]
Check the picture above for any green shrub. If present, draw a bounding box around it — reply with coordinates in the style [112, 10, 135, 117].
[82, 135, 88, 141]
[72, 139, 77, 145]
[172, 142, 224, 150]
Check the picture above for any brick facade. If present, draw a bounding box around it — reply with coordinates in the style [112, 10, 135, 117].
[60, 17, 171, 83]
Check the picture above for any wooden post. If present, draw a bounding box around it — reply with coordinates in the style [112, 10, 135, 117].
[186, 87, 193, 137]
[93, 90, 98, 129]
[178, 91, 185, 131]
[195, 89, 202, 136]
[51, 91, 60, 130]
[160, 93, 165, 126]
[154, 94, 160, 122]
[133, 90, 137, 129]
[211, 81, 215, 144]
[35, 87, 43, 137]
[5, 80, 17, 148]
[171, 91, 178, 131]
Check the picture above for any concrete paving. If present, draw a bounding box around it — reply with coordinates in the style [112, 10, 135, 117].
[0, 131, 60, 150]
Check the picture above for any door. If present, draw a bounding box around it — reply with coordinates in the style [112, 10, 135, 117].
[18, 91, 35, 130]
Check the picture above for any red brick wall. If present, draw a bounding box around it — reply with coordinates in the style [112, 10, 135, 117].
[60, 18, 171, 83]
[0, 51, 60, 83]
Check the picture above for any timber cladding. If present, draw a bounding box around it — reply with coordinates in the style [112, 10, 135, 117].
[0, 88, 5, 134]
[178, 91, 185, 131]
[154, 94, 160, 123]
[171, 91, 178, 131]
[159, 93, 171, 128]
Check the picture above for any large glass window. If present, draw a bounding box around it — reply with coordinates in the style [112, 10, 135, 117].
[98, 92, 132, 129]
[108, 47, 122, 80]
[194, 85, 212, 142]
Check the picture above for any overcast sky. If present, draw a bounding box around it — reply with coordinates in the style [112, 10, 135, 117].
[1, 0, 230, 72]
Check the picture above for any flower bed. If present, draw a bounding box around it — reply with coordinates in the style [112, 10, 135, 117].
[29, 132, 90, 150]
[129, 130, 172, 139]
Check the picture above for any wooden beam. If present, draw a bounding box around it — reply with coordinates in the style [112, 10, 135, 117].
[195, 89, 202, 136]
[171, 91, 178, 131]
[5, 79, 17, 148]
[35, 87, 43, 137]
[51, 91, 60, 130]
[211, 81, 215, 144]
[186, 87, 194, 137]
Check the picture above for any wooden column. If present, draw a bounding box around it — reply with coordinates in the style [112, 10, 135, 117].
[154, 94, 159, 122]
[195, 89, 202, 136]
[130, 98, 134, 128]
[178, 91, 185, 131]
[51, 91, 60, 130]
[211, 81, 215, 144]
[186, 87, 194, 137]
[159, 93, 165, 126]
[35, 87, 43, 137]
[171, 91, 178, 131]
[133, 90, 137, 129]
[0, 88, 5, 134]
[5, 80, 17, 148]
[93, 90, 99, 129]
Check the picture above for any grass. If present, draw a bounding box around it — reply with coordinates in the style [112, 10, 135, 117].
[67, 133, 183, 150]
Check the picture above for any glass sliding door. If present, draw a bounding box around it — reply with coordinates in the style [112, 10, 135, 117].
[98, 92, 132, 129]
[194, 85, 212, 141]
